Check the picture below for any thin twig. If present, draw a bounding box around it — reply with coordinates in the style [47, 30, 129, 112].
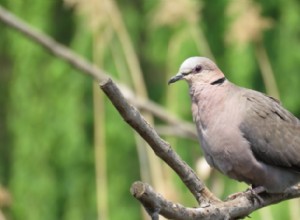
[0, 5, 197, 139]
[155, 125, 197, 140]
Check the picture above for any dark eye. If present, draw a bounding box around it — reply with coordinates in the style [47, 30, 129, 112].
[194, 65, 202, 73]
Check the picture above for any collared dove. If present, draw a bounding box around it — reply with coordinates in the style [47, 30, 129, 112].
[168, 57, 300, 193]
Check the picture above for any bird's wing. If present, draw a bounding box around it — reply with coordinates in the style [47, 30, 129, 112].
[239, 89, 300, 171]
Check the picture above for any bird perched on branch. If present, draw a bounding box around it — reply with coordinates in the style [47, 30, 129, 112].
[168, 57, 300, 193]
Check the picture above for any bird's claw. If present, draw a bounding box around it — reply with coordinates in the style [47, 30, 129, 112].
[226, 186, 266, 203]
[246, 186, 265, 204]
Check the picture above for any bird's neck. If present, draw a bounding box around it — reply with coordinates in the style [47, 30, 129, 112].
[189, 77, 228, 101]
[189, 79, 230, 129]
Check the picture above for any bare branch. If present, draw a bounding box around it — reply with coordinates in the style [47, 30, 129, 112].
[100, 78, 219, 205]
[0, 6, 108, 81]
[131, 181, 300, 220]
[155, 125, 197, 140]
[0, 5, 197, 139]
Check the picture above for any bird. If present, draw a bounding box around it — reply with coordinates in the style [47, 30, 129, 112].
[168, 57, 300, 193]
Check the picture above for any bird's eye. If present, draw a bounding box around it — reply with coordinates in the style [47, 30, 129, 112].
[194, 65, 202, 73]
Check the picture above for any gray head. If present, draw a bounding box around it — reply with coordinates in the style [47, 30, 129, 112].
[168, 57, 225, 85]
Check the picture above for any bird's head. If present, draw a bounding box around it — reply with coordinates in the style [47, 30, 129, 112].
[168, 57, 225, 86]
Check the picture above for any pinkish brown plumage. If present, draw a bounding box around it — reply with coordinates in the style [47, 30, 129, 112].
[168, 57, 300, 193]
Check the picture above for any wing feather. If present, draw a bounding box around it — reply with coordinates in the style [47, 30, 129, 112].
[239, 90, 300, 171]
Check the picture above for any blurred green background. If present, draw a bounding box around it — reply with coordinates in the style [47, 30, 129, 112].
[0, 0, 300, 219]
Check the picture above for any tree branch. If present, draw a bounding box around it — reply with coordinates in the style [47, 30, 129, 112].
[100, 78, 218, 205]
[131, 181, 300, 220]
[0, 4, 197, 140]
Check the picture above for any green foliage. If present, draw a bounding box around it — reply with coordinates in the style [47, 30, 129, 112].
[2, 0, 95, 219]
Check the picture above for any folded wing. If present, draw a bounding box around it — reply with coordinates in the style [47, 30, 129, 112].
[239, 90, 300, 172]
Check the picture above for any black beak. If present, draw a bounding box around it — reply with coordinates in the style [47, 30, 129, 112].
[168, 73, 183, 85]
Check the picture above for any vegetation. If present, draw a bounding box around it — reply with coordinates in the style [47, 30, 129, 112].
[0, 0, 300, 219]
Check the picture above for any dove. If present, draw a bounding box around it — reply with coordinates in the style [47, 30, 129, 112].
[168, 57, 300, 193]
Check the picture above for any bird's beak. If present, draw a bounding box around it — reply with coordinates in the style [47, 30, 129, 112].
[168, 73, 183, 85]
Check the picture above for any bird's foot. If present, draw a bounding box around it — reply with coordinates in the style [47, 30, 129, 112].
[248, 185, 266, 194]
[226, 186, 266, 202]
[246, 185, 266, 204]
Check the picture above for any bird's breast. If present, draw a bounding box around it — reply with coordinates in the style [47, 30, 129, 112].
[190, 87, 250, 175]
